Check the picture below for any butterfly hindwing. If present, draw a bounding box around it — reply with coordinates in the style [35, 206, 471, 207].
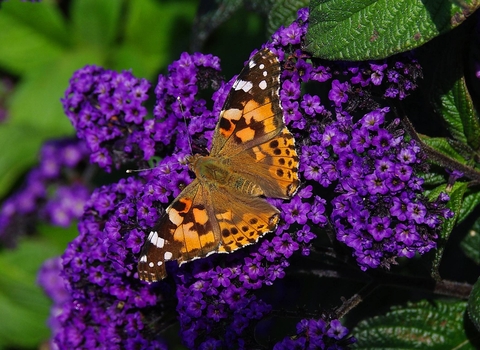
[230, 126, 299, 198]
[213, 191, 280, 253]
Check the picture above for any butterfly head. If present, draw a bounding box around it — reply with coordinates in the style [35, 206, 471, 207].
[186, 153, 203, 172]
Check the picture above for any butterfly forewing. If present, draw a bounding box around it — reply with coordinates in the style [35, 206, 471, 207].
[210, 49, 299, 198]
[137, 180, 220, 282]
[210, 49, 284, 157]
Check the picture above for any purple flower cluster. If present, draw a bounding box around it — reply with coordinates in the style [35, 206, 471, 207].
[173, 187, 323, 348]
[322, 108, 452, 269]
[153, 52, 221, 153]
[270, 13, 451, 271]
[37, 5, 455, 350]
[62, 67, 151, 171]
[48, 53, 226, 349]
[0, 139, 91, 246]
[274, 318, 355, 349]
[54, 177, 167, 349]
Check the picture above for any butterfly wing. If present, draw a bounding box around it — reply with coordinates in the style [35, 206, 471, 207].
[212, 189, 280, 253]
[137, 178, 279, 282]
[209, 49, 284, 157]
[137, 179, 220, 282]
[231, 126, 300, 198]
[211, 48, 300, 199]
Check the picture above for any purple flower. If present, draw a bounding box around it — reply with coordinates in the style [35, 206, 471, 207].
[311, 65, 332, 82]
[328, 80, 350, 106]
[272, 233, 299, 258]
[296, 224, 316, 243]
[368, 216, 393, 241]
[407, 202, 427, 224]
[301, 94, 324, 116]
[210, 266, 233, 288]
[282, 196, 311, 225]
[361, 108, 386, 129]
[327, 319, 349, 340]
[365, 172, 389, 195]
[275, 318, 354, 349]
[283, 100, 303, 124]
[370, 63, 387, 85]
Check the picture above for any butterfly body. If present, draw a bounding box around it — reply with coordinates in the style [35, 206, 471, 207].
[190, 154, 264, 196]
[138, 49, 299, 283]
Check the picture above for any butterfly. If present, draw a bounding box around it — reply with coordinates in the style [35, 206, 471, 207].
[137, 48, 300, 283]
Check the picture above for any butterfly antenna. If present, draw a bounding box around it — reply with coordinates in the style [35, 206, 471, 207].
[126, 167, 154, 174]
[177, 96, 193, 155]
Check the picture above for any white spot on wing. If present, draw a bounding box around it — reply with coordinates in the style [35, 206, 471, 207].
[259, 63, 265, 69]
[259, 80, 267, 90]
[249, 60, 256, 68]
[263, 71, 267, 77]
[157, 261, 163, 266]
[148, 262, 154, 268]
[164, 251, 173, 260]
[233, 80, 253, 93]
[149, 231, 165, 248]
[140, 255, 147, 262]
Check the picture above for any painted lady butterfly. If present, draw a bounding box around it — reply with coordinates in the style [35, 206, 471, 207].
[138, 49, 300, 282]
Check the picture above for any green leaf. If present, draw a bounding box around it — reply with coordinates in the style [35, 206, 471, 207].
[421, 137, 468, 164]
[0, 0, 67, 75]
[116, 0, 196, 78]
[415, 14, 474, 148]
[0, 0, 69, 47]
[439, 77, 480, 151]
[0, 126, 44, 198]
[267, 0, 308, 36]
[420, 169, 447, 187]
[306, 0, 480, 60]
[0, 238, 61, 348]
[468, 277, 480, 332]
[70, 0, 123, 48]
[9, 48, 102, 133]
[353, 300, 473, 349]
[460, 219, 480, 265]
[458, 189, 480, 224]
